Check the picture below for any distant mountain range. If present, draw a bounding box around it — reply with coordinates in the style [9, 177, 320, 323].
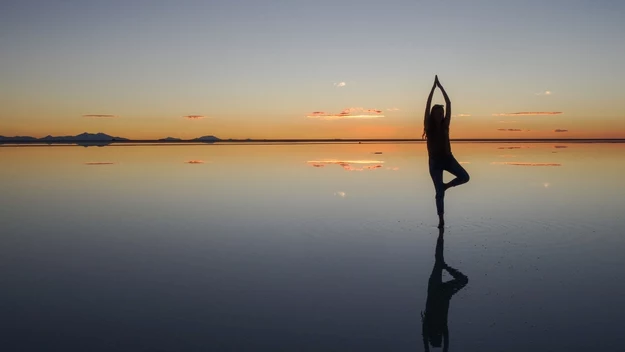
[193, 135, 220, 142]
[0, 132, 128, 142]
[157, 135, 220, 142]
[0, 133, 221, 143]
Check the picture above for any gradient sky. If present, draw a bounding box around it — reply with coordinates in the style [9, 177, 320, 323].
[1, 0, 624, 139]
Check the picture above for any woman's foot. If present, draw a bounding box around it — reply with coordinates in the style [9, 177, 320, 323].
[438, 215, 445, 228]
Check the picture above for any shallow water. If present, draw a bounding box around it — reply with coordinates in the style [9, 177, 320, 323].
[1, 142, 624, 351]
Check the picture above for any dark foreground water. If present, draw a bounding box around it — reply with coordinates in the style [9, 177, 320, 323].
[1, 142, 624, 351]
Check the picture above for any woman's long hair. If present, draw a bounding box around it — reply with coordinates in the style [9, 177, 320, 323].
[423, 105, 445, 139]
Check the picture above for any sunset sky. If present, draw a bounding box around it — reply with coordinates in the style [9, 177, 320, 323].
[1, 0, 624, 139]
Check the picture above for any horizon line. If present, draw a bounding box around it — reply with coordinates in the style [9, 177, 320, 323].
[2, 138, 625, 144]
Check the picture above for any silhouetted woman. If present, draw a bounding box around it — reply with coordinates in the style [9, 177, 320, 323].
[422, 228, 468, 351]
[423, 75, 470, 228]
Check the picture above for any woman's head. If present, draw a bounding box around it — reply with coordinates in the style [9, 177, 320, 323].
[422, 104, 445, 139]
[430, 105, 445, 124]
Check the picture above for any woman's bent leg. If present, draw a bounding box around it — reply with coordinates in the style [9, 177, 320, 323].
[444, 156, 470, 189]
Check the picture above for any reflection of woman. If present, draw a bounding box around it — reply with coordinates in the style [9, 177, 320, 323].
[422, 76, 470, 228]
[422, 228, 468, 352]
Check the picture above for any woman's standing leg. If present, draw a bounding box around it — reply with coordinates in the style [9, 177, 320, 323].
[429, 158, 446, 227]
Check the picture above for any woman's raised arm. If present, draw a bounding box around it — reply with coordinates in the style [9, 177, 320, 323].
[422, 77, 438, 139]
[436, 77, 452, 126]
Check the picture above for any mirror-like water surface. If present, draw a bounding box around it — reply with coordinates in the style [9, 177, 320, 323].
[1, 143, 624, 351]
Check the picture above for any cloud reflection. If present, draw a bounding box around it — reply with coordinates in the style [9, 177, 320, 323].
[308, 159, 384, 171]
[491, 162, 561, 166]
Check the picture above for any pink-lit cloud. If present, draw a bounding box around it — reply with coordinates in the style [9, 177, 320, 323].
[492, 112, 562, 116]
[186, 160, 205, 164]
[554, 129, 568, 133]
[452, 113, 471, 117]
[334, 82, 346, 88]
[497, 128, 531, 132]
[535, 90, 553, 96]
[307, 107, 385, 120]
[386, 107, 401, 112]
[83, 114, 117, 119]
[184, 115, 208, 120]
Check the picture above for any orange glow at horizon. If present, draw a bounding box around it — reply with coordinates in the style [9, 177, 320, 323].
[2, 111, 625, 140]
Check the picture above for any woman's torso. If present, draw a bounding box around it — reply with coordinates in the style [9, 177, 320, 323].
[426, 125, 452, 158]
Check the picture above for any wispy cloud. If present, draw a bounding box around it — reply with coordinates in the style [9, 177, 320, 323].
[553, 145, 568, 149]
[492, 112, 562, 116]
[535, 90, 553, 96]
[186, 160, 205, 164]
[451, 113, 471, 117]
[85, 162, 115, 165]
[497, 146, 530, 149]
[498, 120, 519, 123]
[308, 159, 384, 171]
[334, 191, 347, 197]
[386, 107, 400, 112]
[184, 115, 208, 120]
[83, 114, 117, 119]
[491, 162, 561, 166]
[307, 107, 385, 120]
[334, 82, 346, 88]
[497, 128, 530, 132]
[554, 129, 568, 133]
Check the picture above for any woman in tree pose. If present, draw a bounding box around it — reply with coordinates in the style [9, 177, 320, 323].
[423, 75, 470, 228]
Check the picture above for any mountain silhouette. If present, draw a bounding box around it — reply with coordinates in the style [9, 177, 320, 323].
[159, 137, 182, 141]
[0, 135, 38, 142]
[193, 135, 221, 142]
[40, 132, 128, 142]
